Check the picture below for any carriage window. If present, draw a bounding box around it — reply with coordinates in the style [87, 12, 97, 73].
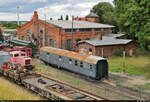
[80, 62, 83, 67]
[75, 60, 78, 66]
[14, 54, 19, 57]
[69, 59, 72, 64]
[59, 56, 62, 61]
[90, 64, 93, 70]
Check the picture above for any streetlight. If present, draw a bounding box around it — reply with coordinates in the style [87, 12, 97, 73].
[17, 6, 20, 26]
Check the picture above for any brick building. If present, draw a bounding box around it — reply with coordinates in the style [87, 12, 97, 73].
[0, 27, 6, 34]
[17, 11, 115, 52]
[77, 34, 136, 57]
[73, 11, 99, 23]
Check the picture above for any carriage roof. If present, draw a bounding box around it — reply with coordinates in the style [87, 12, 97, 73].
[40, 47, 106, 64]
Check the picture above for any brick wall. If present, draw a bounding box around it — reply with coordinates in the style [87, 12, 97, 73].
[77, 41, 136, 57]
[18, 11, 113, 52]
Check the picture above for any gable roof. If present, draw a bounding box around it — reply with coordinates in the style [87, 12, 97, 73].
[47, 20, 115, 29]
[85, 12, 99, 18]
[78, 36, 132, 46]
[103, 33, 126, 38]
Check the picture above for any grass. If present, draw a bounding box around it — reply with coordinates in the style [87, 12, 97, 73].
[0, 77, 43, 100]
[33, 59, 135, 100]
[108, 56, 150, 79]
[134, 83, 150, 90]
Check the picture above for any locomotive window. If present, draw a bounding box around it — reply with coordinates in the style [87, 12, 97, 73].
[80, 62, 83, 67]
[47, 53, 49, 55]
[21, 50, 25, 52]
[69, 59, 72, 64]
[21, 53, 25, 56]
[75, 60, 78, 66]
[59, 56, 62, 61]
[25, 60, 31, 64]
[14, 54, 19, 57]
[27, 49, 31, 52]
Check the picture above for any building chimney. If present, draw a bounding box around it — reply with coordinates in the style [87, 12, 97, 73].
[33, 11, 38, 21]
[98, 33, 102, 40]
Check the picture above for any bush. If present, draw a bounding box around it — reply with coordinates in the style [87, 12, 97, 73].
[115, 51, 123, 57]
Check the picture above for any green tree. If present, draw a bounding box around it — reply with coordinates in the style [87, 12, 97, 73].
[114, 0, 150, 50]
[92, 2, 116, 25]
[27, 42, 37, 57]
[0, 22, 18, 29]
[0, 29, 4, 41]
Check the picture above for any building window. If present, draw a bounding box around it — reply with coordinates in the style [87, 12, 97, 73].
[76, 39, 81, 44]
[65, 29, 77, 32]
[40, 30, 43, 33]
[89, 48, 92, 54]
[49, 39, 54, 47]
[79, 28, 92, 32]
[75, 60, 78, 66]
[94, 28, 101, 32]
[80, 62, 83, 67]
[112, 48, 114, 53]
[100, 48, 104, 57]
[21, 36, 24, 40]
[65, 39, 72, 50]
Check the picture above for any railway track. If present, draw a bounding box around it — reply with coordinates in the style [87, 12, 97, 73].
[0, 72, 106, 100]
[95, 80, 150, 100]
[39, 73, 108, 100]
[37, 59, 150, 100]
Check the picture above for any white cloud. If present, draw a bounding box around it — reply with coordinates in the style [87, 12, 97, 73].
[0, 12, 32, 21]
[0, 0, 47, 5]
[0, 0, 114, 21]
[37, 3, 72, 20]
[37, 0, 102, 20]
[29, 0, 48, 3]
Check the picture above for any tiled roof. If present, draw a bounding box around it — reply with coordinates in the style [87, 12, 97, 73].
[78, 36, 132, 46]
[47, 20, 115, 29]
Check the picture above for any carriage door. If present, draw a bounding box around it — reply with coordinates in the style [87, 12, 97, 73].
[66, 39, 72, 50]
[97, 60, 108, 79]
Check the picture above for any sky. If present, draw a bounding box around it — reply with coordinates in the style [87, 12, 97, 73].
[0, 0, 114, 21]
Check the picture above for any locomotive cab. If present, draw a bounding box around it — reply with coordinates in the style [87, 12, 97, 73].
[96, 60, 108, 80]
[9, 51, 34, 70]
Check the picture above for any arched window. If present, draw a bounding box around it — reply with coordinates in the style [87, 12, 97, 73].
[49, 39, 54, 47]
[89, 48, 92, 54]
[65, 39, 72, 50]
